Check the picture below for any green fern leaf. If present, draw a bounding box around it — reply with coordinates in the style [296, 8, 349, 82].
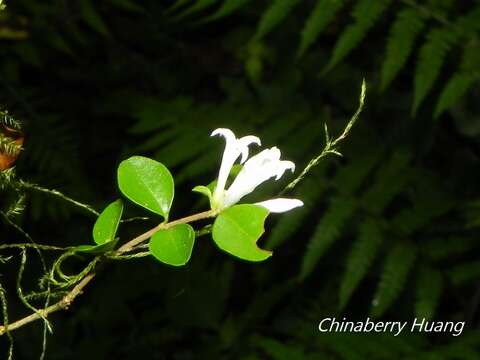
[422, 237, 477, 262]
[434, 43, 480, 117]
[333, 149, 382, 195]
[255, 0, 300, 39]
[170, 0, 218, 21]
[176, 150, 219, 184]
[370, 242, 416, 318]
[199, 0, 253, 23]
[361, 150, 411, 215]
[297, 0, 345, 58]
[79, 0, 110, 37]
[449, 261, 480, 286]
[300, 196, 356, 280]
[391, 170, 456, 235]
[324, 0, 391, 72]
[415, 266, 442, 320]
[258, 338, 306, 359]
[339, 217, 383, 309]
[266, 176, 327, 249]
[380, 8, 426, 90]
[412, 28, 459, 115]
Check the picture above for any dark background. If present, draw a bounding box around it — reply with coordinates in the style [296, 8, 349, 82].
[1, 0, 480, 358]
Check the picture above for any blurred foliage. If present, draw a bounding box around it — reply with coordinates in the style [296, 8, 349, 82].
[1, 0, 480, 358]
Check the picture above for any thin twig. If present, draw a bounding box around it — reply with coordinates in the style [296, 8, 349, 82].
[282, 79, 366, 194]
[0, 209, 215, 336]
[19, 181, 100, 217]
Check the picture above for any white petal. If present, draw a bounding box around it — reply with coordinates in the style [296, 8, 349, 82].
[224, 147, 297, 207]
[237, 135, 261, 163]
[211, 128, 261, 207]
[274, 160, 295, 180]
[211, 128, 235, 140]
[255, 198, 304, 213]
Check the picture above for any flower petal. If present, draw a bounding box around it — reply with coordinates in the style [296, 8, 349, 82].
[274, 161, 295, 180]
[211, 128, 261, 207]
[237, 135, 261, 163]
[211, 128, 235, 140]
[224, 148, 297, 208]
[255, 198, 304, 213]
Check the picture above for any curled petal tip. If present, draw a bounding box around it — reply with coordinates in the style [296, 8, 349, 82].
[274, 161, 296, 180]
[211, 128, 235, 139]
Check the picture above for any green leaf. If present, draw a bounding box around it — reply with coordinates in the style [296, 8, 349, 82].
[170, 0, 218, 22]
[117, 156, 174, 219]
[299, 196, 356, 279]
[324, 0, 390, 72]
[93, 199, 124, 245]
[370, 242, 417, 318]
[254, 0, 300, 39]
[415, 266, 442, 320]
[198, 0, 253, 23]
[435, 73, 477, 118]
[79, 0, 111, 37]
[108, 0, 144, 13]
[75, 238, 120, 254]
[380, 8, 426, 90]
[192, 185, 212, 201]
[412, 28, 459, 115]
[212, 204, 271, 262]
[297, 0, 345, 58]
[339, 217, 383, 309]
[149, 224, 195, 266]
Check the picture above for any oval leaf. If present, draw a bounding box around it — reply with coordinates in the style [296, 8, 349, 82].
[118, 156, 174, 219]
[212, 204, 271, 262]
[93, 199, 124, 245]
[149, 224, 195, 266]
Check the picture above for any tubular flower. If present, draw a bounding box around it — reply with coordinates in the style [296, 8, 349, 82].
[211, 128, 303, 213]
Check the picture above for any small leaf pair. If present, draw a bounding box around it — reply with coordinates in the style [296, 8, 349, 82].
[118, 156, 194, 266]
[76, 199, 123, 253]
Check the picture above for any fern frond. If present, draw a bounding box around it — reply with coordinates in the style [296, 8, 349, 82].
[434, 74, 477, 119]
[199, 0, 252, 24]
[339, 217, 383, 309]
[412, 27, 460, 115]
[266, 176, 327, 249]
[296, 0, 345, 58]
[361, 150, 411, 215]
[370, 242, 417, 317]
[254, 0, 300, 40]
[333, 149, 381, 195]
[422, 237, 478, 262]
[380, 8, 426, 90]
[415, 266, 442, 320]
[258, 338, 306, 359]
[434, 42, 480, 117]
[324, 0, 391, 72]
[449, 261, 480, 286]
[170, 0, 218, 22]
[154, 129, 212, 169]
[391, 170, 456, 235]
[299, 196, 356, 280]
[79, 0, 110, 37]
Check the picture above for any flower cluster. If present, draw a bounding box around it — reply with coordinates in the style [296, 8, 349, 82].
[211, 128, 303, 213]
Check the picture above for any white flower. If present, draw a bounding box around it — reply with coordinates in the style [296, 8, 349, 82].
[211, 128, 303, 213]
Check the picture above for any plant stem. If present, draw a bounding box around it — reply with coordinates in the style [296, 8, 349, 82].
[0, 209, 216, 336]
[19, 181, 100, 217]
